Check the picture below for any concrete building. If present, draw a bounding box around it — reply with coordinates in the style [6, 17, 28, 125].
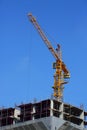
[0, 99, 87, 130]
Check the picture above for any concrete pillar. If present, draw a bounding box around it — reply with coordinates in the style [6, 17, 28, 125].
[59, 102, 63, 119]
[50, 100, 53, 116]
[80, 110, 84, 128]
[32, 106, 35, 120]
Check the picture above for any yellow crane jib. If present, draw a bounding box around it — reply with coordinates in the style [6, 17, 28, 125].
[28, 13, 70, 101]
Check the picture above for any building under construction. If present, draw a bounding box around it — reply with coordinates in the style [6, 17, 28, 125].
[0, 99, 87, 130]
[1, 13, 87, 130]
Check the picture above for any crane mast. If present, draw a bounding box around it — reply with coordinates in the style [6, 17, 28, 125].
[28, 13, 70, 101]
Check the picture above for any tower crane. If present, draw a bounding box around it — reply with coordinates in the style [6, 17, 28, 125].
[28, 13, 70, 101]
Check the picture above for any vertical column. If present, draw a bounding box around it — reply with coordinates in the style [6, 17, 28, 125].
[32, 105, 35, 120]
[14, 108, 20, 124]
[50, 100, 53, 116]
[59, 102, 63, 119]
[80, 110, 84, 128]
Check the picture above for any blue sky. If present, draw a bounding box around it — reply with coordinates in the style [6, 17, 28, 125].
[0, 0, 87, 109]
